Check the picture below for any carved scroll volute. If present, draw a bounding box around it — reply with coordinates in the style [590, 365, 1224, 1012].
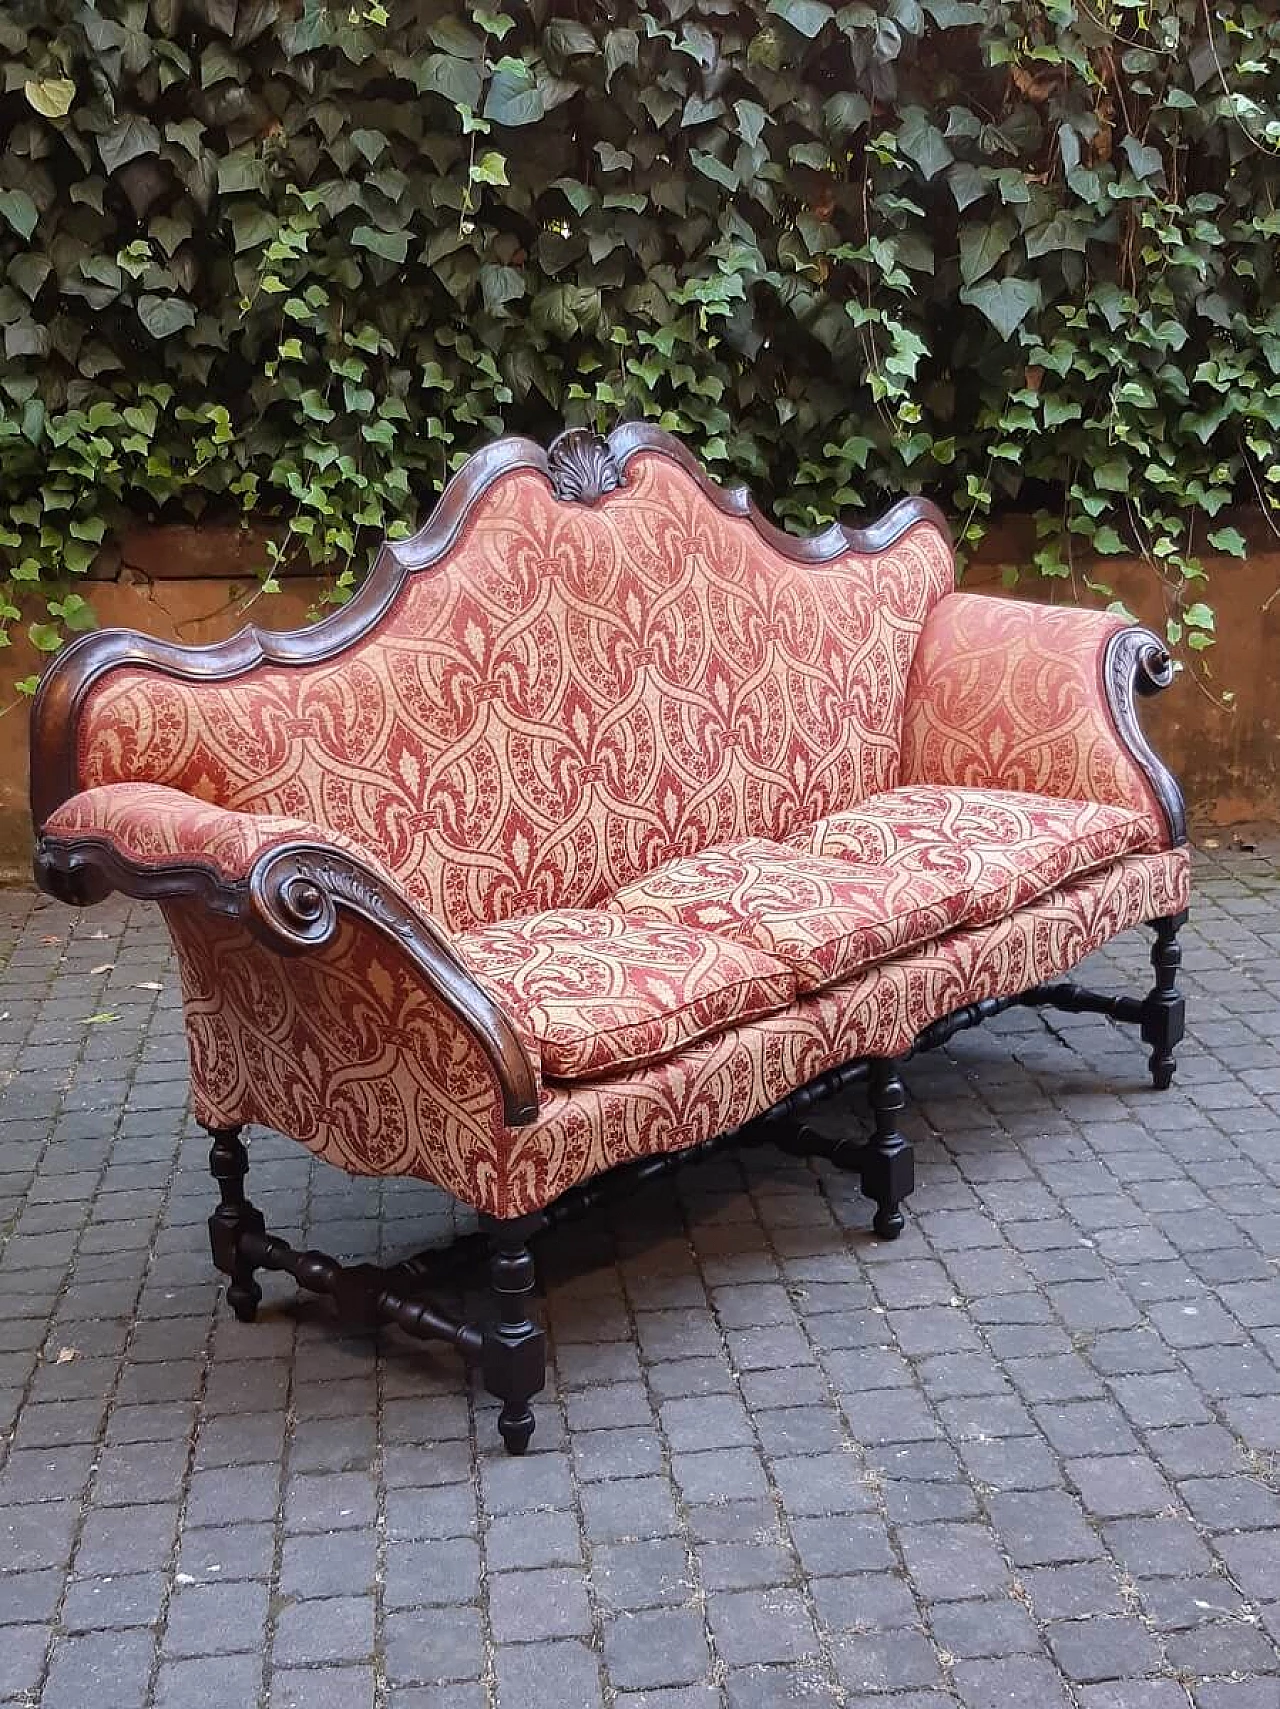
[546, 428, 625, 504]
[1102, 627, 1187, 848]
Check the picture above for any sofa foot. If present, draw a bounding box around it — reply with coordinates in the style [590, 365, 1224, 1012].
[480, 1215, 547, 1456]
[1142, 909, 1187, 1090]
[206, 1126, 266, 1322]
[862, 1060, 914, 1240]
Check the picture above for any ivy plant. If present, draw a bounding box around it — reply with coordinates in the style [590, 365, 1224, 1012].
[2, 0, 1278, 689]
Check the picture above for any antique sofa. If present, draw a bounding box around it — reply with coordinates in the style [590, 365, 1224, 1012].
[30, 424, 1188, 1454]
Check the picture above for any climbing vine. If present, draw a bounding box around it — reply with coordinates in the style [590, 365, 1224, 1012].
[2, 0, 1278, 685]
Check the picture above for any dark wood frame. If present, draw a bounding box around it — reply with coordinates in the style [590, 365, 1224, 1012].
[30, 423, 1189, 1453]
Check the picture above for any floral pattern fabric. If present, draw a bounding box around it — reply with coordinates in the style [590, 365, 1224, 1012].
[169, 847, 1188, 1217]
[798, 785, 1159, 928]
[901, 591, 1167, 828]
[74, 450, 953, 932]
[608, 837, 975, 991]
[456, 909, 797, 1081]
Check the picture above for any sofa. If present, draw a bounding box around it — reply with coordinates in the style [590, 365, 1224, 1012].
[30, 424, 1188, 1454]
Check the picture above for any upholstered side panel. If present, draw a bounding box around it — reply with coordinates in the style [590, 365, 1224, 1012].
[164, 905, 526, 1211]
[75, 452, 953, 931]
[900, 592, 1167, 832]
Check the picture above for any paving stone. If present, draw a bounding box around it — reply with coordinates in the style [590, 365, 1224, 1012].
[604, 1608, 710, 1690]
[494, 1637, 603, 1709]
[1046, 1616, 1162, 1681]
[43, 1630, 155, 1709]
[706, 1588, 820, 1666]
[385, 1605, 483, 1686]
[273, 1596, 375, 1667]
[986, 1490, 1105, 1566]
[3, 862, 1280, 1709]
[1065, 1454, 1174, 1518]
[155, 1652, 264, 1709]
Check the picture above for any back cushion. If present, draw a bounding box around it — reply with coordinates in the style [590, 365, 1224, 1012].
[77, 450, 953, 931]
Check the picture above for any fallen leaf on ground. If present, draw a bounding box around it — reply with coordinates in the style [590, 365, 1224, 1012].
[134, 981, 163, 991]
[55, 1347, 78, 1364]
[41, 935, 62, 945]
[91, 963, 114, 975]
[84, 1011, 119, 1024]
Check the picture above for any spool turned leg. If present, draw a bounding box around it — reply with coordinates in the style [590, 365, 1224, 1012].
[861, 1060, 914, 1241]
[480, 1215, 547, 1455]
[206, 1125, 266, 1323]
[1142, 910, 1187, 1091]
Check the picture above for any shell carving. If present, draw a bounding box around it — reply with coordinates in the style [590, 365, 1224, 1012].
[546, 428, 625, 504]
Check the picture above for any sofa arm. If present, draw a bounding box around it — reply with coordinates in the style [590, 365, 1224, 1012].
[35, 782, 540, 1130]
[900, 591, 1185, 845]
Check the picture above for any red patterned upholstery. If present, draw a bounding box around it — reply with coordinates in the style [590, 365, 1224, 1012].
[44, 781, 394, 886]
[457, 910, 796, 1081]
[172, 846, 1188, 1216]
[74, 452, 953, 933]
[798, 785, 1158, 928]
[901, 592, 1167, 830]
[608, 838, 972, 992]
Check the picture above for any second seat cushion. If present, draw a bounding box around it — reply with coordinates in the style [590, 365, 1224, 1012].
[796, 786, 1158, 928]
[608, 838, 972, 992]
[457, 909, 797, 1080]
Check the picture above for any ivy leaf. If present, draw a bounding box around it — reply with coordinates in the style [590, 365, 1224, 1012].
[959, 219, 1013, 286]
[690, 150, 739, 191]
[137, 295, 196, 338]
[896, 108, 953, 180]
[823, 92, 870, 135]
[98, 115, 161, 174]
[24, 78, 76, 119]
[947, 162, 989, 211]
[766, 0, 834, 38]
[27, 623, 64, 653]
[604, 29, 638, 86]
[352, 225, 409, 263]
[1121, 135, 1164, 183]
[0, 190, 39, 241]
[471, 151, 509, 186]
[959, 277, 1041, 339]
[416, 54, 483, 109]
[545, 19, 596, 56]
[1184, 602, 1215, 630]
[483, 65, 546, 126]
[480, 264, 525, 312]
[1206, 527, 1247, 557]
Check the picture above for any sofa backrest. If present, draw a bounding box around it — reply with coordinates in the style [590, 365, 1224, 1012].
[65, 428, 954, 932]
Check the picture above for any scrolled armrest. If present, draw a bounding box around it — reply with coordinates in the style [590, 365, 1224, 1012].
[901, 591, 1185, 845]
[35, 782, 540, 1126]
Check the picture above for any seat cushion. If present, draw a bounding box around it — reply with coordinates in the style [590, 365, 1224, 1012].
[797, 785, 1158, 928]
[456, 909, 797, 1081]
[608, 839, 971, 992]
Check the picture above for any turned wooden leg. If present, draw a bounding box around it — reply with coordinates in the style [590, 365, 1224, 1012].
[479, 1214, 547, 1455]
[861, 1060, 914, 1241]
[1142, 910, 1187, 1091]
[206, 1126, 266, 1323]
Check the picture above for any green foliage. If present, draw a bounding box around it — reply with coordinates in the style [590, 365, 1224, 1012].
[2, 0, 1279, 680]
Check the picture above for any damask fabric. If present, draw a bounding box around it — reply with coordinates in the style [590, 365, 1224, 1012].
[607, 837, 973, 991]
[43, 780, 395, 885]
[798, 785, 1159, 929]
[455, 910, 797, 1081]
[167, 847, 1188, 1217]
[74, 450, 954, 933]
[901, 591, 1167, 828]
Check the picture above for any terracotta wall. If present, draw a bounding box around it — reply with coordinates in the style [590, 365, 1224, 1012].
[2, 517, 1275, 881]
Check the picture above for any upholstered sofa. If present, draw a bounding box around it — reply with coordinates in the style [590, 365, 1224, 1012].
[31, 425, 1188, 1453]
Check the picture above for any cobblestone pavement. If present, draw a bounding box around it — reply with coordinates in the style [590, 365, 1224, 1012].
[1, 841, 1279, 1709]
